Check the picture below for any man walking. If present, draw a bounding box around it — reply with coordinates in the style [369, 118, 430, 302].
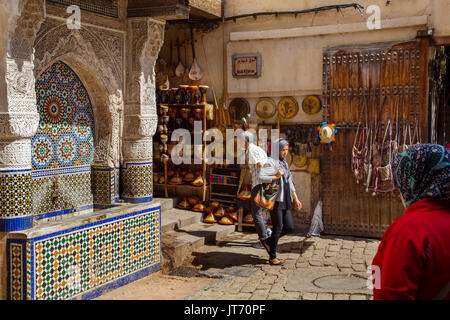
[239, 131, 272, 248]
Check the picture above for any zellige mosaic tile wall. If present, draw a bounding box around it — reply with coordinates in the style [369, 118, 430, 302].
[121, 162, 153, 203]
[32, 61, 95, 218]
[8, 206, 161, 300]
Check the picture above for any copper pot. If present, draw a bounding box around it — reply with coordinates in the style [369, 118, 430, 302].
[194, 108, 203, 120]
[180, 108, 190, 119]
[168, 107, 177, 118]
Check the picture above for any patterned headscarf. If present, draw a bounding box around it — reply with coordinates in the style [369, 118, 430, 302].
[271, 138, 291, 180]
[392, 144, 450, 208]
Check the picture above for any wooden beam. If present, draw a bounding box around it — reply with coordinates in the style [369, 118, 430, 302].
[188, 0, 222, 19]
[127, 2, 190, 19]
[432, 36, 450, 46]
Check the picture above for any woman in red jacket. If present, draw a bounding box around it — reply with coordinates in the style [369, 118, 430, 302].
[372, 144, 450, 300]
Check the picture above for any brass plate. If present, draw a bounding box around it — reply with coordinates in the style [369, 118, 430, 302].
[229, 98, 250, 121]
[255, 97, 276, 119]
[277, 96, 299, 119]
[302, 95, 322, 115]
[293, 153, 307, 168]
[307, 158, 321, 174]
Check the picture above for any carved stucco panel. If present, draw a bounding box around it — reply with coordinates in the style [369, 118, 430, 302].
[122, 19, 164, 167]
[122, 138, 153, 162]
[35, 29, 120, 94]
[108, 90, 123, 168]
[93, 136, 109, 166]
[34, 25, 125, 168]
[126, 19, 164, 113]
[139, 21, 164, 116]
[5, 58, 36, 103]
[0, 139, 32, 168]
[3, 58, 40, 139]
[90, 90, 123, 168]
[6, 0, 45, 59]
[123, 114, 158, 139]
[0, 112, 39, 139]
[126, 20, 147, 104]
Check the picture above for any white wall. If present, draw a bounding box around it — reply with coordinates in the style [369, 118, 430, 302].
[157, 0, 449, 218]
[159, 0, 449, 125]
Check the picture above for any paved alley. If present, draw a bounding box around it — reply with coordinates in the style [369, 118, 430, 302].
[96, 229, 380, 300]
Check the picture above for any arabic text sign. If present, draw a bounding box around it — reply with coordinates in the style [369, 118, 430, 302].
[232, 53, 261, 78]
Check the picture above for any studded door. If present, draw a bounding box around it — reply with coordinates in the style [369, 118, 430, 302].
[321, 39, 429, 238]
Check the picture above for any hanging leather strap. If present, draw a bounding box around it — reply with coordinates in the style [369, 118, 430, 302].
[412, 118, 421, 145]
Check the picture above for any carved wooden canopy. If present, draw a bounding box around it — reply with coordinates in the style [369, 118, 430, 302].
[127, 0, 222, 20]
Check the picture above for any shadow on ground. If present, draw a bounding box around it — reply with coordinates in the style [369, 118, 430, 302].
[191, 251, 268, 270]
[213, 236, 316, 255]
[276, 239, 315, 253]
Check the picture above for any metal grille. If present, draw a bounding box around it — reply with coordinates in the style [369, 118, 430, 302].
[46, 0, 119, 18]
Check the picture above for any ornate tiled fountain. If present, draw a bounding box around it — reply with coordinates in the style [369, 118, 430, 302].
[0, 1, 165, 299]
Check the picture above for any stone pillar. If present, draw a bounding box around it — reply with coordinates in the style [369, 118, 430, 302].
[0, 60, 38, 231]
[0, 0, 44, 231]
[91, 90, 123, 207]
[122, 18, 164, 203]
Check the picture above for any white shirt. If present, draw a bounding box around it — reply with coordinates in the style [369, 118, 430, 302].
[246, 143, 268, 188]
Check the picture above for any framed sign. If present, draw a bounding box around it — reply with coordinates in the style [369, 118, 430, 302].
[232, 53, 262, 78]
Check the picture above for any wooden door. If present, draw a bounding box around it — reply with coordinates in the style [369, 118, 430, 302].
[321, 39, 429, 238]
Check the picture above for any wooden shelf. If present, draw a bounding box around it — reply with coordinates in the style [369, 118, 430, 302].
[154, 183, 205, 189]
[165, 131, 204, 134]
[210, 174, 239, 179]
[158, 103, 208, 108]
[210, 198, 236, 204]
[240, 223, 255, 227]
[208, 165, 241, 210]
[162, 160, 205, 165]
[210, 192, 236, 197]
[156, 98, 208, 201]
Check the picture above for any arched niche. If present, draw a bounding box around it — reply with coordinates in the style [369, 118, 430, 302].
[33, 54, 122, 219]
[33, 26, 124, 209]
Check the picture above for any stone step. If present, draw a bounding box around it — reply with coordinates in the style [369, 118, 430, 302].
[178, 221, 236, 244]
[151, 197, 177, 211]
[161, 231, 205, 270]
[160, 208, 202, 233]
[160, 217, 237, 271]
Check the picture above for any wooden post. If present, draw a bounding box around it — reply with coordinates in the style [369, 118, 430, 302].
[163, 159, 168, 198]
[418, 36, 430, 142]
[238, 208, 243, 232]
[202, 102, 207, 201]
[277, 113, 280, 131]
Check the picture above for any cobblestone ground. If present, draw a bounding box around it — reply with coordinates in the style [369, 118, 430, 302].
[96, 230, 380, 300]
